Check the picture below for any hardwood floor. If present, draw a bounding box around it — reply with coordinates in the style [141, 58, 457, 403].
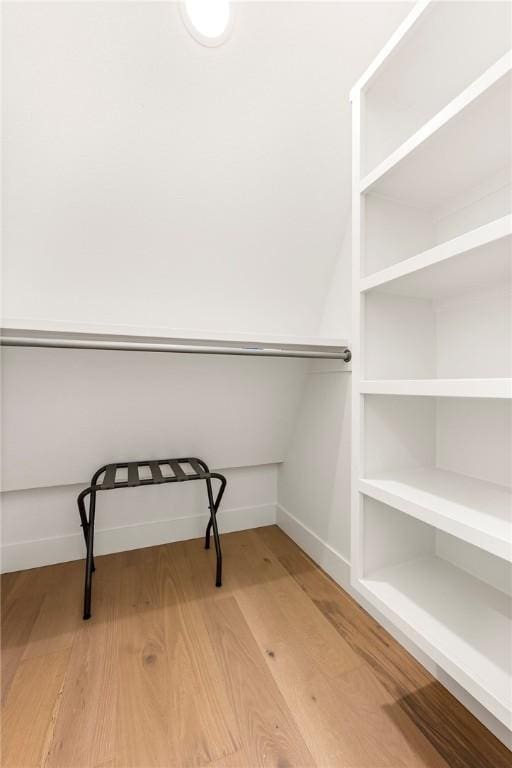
[1, 526, 510, 767]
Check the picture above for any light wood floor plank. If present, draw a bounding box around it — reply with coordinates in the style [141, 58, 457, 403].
[1, 572, 21, 607]
[114, 562, 171, 768]
[1, 593, 41, 704]
[156, 546, 240, 767]
[158, 537, 314, 765]
[257, 525, 512, 768]
[229, 531, 446, 768]
[203, 594, 316, 767]
[44, 555, 124, 768]
[2, 649, 70, 768]
[1, 562, 80, 703]
[226, 530, 361, 674]
[333, 663, 449, 768]
[2, 527, 510, 768]
[22, 561, 83, 661]
[206, 750, 249, 767]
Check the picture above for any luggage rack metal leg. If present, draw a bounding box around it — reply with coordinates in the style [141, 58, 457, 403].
[204, 475, 226, 587]
[77, 457, 226, 619]
[78, 487, 96, 620]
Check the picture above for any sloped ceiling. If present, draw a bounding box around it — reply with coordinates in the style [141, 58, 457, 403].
[3, 1, 411, 335]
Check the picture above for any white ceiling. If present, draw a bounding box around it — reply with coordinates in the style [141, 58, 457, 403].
[3, 1, 411, 336]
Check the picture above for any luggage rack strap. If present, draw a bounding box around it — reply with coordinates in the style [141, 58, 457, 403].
[94, 457, 217, 490]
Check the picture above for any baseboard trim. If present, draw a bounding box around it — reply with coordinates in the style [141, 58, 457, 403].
[1, 503, 277, 573]
[275, 502, 351, 590]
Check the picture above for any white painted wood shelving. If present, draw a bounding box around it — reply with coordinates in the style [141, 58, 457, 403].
[350, 0, 512, 742]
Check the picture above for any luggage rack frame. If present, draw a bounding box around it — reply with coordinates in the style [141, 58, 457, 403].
[78, 456, 226, 619]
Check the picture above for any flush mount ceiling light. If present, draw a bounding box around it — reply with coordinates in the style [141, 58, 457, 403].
[181, 0, 233, 47]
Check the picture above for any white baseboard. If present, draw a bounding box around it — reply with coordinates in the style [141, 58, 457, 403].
[1, 503, 276, 573]
[276, 502, 351, 589]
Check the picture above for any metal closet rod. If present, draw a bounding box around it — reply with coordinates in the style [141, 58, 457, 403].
[0, 336, 352, 361]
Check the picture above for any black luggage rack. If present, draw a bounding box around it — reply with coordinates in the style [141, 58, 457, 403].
[78, 457, 226, 619]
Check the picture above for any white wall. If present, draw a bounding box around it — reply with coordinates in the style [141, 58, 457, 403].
[275, 0, 413, 580]
[1, 1, 412, 572]
[1, 463, 277, 572]
[277, 361, 352, 583]
[2, 0, 407, 336]
[278, 220, 353, 583]
[1, 347, 307, 491]
[0, 346, 306, 571]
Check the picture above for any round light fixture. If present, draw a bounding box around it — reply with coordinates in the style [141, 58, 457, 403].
[181, 0, 233, 47]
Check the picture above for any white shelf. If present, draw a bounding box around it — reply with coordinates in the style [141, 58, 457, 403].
[360, 467, 512, 562]
[360, 1, 512, 175]
[360, 53, 512, 207]
[350, 0, 430, 100]
[360, 555, 512, 728]
[361, 379, 512, 399]
[360, 215, 512, 299]
[0, 318, 347, 355]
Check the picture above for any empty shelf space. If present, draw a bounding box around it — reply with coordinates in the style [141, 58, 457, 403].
[360, 467, 512, 561]
[359, 1, 512, 174]
[363, 267, 511, 381]
[360, 215, 512, 298]
[361, 379, 512, 398]
[360, 555, 512, 727]
[360, 55, 512, 208]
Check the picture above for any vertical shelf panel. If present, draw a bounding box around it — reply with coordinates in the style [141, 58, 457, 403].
[350, 0, 512, 739]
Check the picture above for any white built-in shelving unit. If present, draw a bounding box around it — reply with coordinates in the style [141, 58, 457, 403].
[351, 0, 512, 740]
